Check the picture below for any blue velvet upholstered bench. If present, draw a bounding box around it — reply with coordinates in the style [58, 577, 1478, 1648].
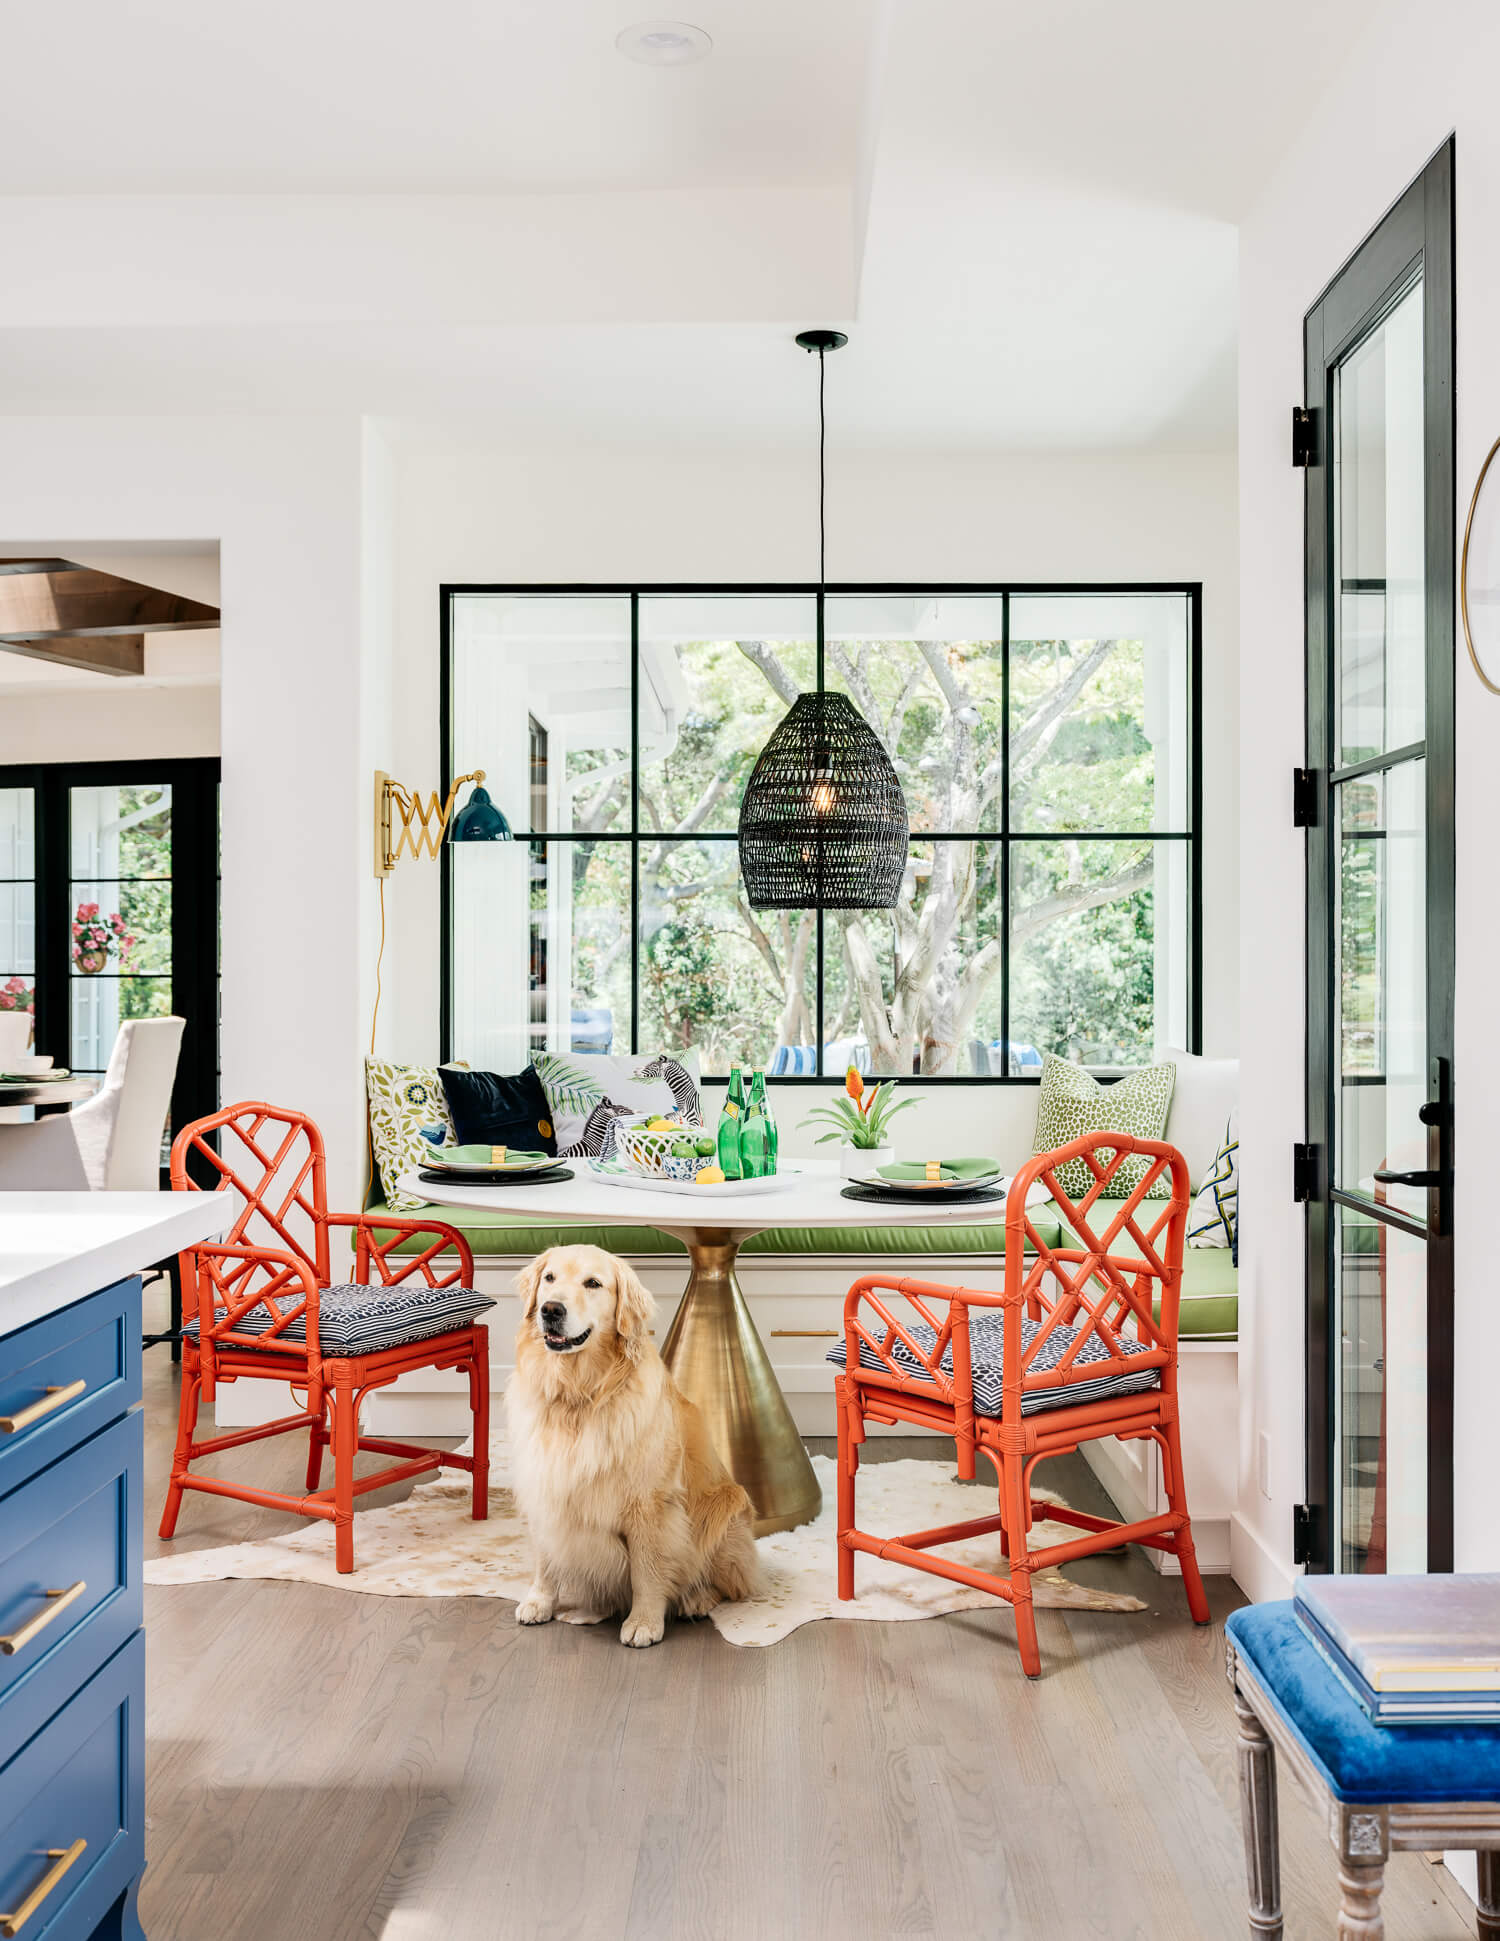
[1225, 1602, 1500, 1939]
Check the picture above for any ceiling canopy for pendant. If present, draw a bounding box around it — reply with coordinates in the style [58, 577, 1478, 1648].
[738, 330, 909, 911]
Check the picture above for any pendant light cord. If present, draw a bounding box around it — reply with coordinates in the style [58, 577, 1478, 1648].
[816, 345, 826, 686]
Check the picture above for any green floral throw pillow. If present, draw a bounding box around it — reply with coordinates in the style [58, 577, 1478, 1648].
[366, 1058, 461, 1213]
[1031, 1054, 1177, 1200]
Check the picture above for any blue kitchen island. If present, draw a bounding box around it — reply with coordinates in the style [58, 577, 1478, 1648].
[0, 1195, 224, 1941]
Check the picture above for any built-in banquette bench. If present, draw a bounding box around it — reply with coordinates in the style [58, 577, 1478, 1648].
[361, 1051, 1239, 1573]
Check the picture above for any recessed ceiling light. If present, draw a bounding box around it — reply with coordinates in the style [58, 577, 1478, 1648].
[615, 20, 713, 66]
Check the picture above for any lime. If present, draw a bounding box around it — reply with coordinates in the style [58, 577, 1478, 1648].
[695, 1135, 717, 1157]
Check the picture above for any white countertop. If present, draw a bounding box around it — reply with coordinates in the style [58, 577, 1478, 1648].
[0, 1192, 229, 1335]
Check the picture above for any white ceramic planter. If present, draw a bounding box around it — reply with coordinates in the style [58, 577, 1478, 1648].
[839, 1143, 895, 1179]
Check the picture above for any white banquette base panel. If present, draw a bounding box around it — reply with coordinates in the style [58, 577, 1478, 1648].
[206, 1248, 1235, 1577]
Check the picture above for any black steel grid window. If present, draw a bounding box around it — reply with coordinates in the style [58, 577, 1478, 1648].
[442, 585, 1202, 1082]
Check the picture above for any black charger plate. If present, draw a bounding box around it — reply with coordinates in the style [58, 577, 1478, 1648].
[839, 1180, 1007, 1207]
[418, 1165, 574, 1187]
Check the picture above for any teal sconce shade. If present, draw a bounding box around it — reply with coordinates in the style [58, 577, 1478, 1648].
[450, 784, 512, 843]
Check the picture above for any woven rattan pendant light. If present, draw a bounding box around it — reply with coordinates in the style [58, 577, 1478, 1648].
[738, 331, 909, 910]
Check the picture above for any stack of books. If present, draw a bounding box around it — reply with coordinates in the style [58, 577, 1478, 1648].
[1294, 1575, 1500, 1726]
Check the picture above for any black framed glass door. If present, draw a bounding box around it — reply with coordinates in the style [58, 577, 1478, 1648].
[0, 758, 220, 1180]
[1304, 140, 1455, 1574]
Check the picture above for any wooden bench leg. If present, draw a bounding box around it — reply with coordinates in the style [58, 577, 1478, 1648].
[1233, 1689, 1283, 1938]
[1332, 1808, 1388, 1941]
[1336, 1857, 1385, 1940]
[1478, 1850, 1500, 1941]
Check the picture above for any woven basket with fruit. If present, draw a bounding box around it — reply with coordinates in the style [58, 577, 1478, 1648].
[615, 1114, 722, 1184]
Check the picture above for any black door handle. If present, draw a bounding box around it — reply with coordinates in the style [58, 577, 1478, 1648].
[1373, 1169, 1441, 1187]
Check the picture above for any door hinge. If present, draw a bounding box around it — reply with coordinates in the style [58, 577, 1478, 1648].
[1293, 767, 1317, 827]
[1292, 405, 1317, 467]
[1293, 1142, 1320, 1203]
[1292, 1502, 1321, 1567]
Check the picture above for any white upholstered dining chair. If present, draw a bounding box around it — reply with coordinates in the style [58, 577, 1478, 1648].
[0, 1016, 185, 1191]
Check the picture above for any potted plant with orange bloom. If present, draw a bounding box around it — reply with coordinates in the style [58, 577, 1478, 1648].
[801, 1064, 916, 1178]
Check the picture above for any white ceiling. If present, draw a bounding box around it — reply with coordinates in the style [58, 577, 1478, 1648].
[0, 1, 871, 194]
[0, 0, 1393, 455]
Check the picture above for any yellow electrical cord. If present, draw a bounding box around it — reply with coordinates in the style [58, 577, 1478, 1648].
[369, 875, 386, 1057]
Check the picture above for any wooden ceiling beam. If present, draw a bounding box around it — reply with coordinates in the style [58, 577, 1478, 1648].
[0, 634, 146, 677]
[0, 560, 219, 639]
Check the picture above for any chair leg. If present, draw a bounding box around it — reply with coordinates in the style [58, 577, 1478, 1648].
[1162, 1414, 1211, 1624]
[1476, 1850, 1500, 1941]
[305, 1411, 327, 1494]
[169, 1256, 183, 1365]
[835, 1378, 856, 1600]
[158, 1361, 202, 1539]
[331, 1367, 357, 1574]
[1001, 1446, 1042, 1678]
[470, 1326, 490, 1522]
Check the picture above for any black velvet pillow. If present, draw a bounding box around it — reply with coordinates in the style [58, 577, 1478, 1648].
[438, 1065, 558, 1156]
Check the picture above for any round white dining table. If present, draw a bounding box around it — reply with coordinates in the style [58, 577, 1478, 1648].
[401, 1157, 1018, 1536]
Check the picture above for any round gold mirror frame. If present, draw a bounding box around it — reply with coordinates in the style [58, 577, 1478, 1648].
[1462, 433, 1500, 694]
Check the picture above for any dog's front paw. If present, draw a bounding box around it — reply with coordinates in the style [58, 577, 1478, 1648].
[516, 1594, 556, 1626]
[620, 1610, 665, 1648]
[676, 1585, 721, 1619]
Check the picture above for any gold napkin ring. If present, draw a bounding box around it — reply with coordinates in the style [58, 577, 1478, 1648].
[925, 1159, 941, 1182]
[491, 1145, 508, 1165]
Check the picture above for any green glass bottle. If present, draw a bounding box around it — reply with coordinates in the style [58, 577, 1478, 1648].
[741, 1070, 777, 1177]
[740, 1071, 773, 1179]
[717, 1067, 746, 1179]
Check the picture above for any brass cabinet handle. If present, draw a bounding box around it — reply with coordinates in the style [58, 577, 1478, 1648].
[0, 1582, 87, 1657]
[0, 1840, 87, 1935]
[769, 1329, 839, 1338]
[0, 1381, 86, 1435]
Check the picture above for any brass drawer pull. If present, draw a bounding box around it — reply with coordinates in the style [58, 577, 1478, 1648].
[0, 1839, 87, 1935]
[769, 1329, 839, 1338]
[0, 1381, 86, 1435]
[0, 1582, 87, 1657]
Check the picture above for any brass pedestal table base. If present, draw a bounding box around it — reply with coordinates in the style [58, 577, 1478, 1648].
[657, 1227, 821, 1536]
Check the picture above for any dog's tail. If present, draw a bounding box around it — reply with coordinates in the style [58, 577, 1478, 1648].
[695, 1480, 763, 1600]
[693, 1478, 753, 1554]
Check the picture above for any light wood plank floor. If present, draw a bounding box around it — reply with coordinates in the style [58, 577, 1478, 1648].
[139, 1297, 1475, 1940]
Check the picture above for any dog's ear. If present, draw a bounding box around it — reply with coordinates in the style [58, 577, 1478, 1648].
[612, 1259, 656, 1339]
[516, 1250, 550, 1321]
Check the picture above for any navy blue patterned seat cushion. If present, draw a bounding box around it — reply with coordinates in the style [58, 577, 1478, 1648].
[827, 1307, 1161, 1418]
[185, 1282, 494, 1358]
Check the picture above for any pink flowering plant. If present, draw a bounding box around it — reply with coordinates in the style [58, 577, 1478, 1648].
[71, 901, 136, 970]
[0, 976, 32, 1013]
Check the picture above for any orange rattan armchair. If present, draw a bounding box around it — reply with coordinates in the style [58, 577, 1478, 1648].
[159, 1101, 490, 1573]
[833, 1130, 1210, 1677]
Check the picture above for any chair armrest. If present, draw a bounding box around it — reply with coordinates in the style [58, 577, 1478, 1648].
[329, 1211, 477, 1287]
[190, 1241, 321, 1356]
[840, 1274, 1007, 1410]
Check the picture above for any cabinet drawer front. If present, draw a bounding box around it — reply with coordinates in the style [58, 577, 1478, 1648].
[0, 1415, 141, 1767]
[0, 1282, 140, 1497]
[0, 1632, 143, 1941]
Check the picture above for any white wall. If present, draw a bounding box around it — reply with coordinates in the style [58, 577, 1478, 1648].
[1236, 0, 1500, 1602]
[386, 445, 1240, 1072]
[0, 417, 386, 1207]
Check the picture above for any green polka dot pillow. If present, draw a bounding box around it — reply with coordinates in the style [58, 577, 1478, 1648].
[1031, 1054, 1177, 1200]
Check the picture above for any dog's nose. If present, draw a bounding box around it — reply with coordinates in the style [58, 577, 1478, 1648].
[540, 1301, 567, 1328]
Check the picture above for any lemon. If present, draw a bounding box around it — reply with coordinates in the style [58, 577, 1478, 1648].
[647, 1117, 675, 1132]
[694, 1165, 726, 1185]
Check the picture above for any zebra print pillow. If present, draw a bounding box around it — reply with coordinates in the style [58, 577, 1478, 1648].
[532, 1051, 703, 1158]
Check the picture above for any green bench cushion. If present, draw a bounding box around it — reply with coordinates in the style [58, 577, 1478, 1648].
[367, 1196, 1237, 1341]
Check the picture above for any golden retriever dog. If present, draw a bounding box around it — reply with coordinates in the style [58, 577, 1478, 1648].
[506, 1245, 763, 1647]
